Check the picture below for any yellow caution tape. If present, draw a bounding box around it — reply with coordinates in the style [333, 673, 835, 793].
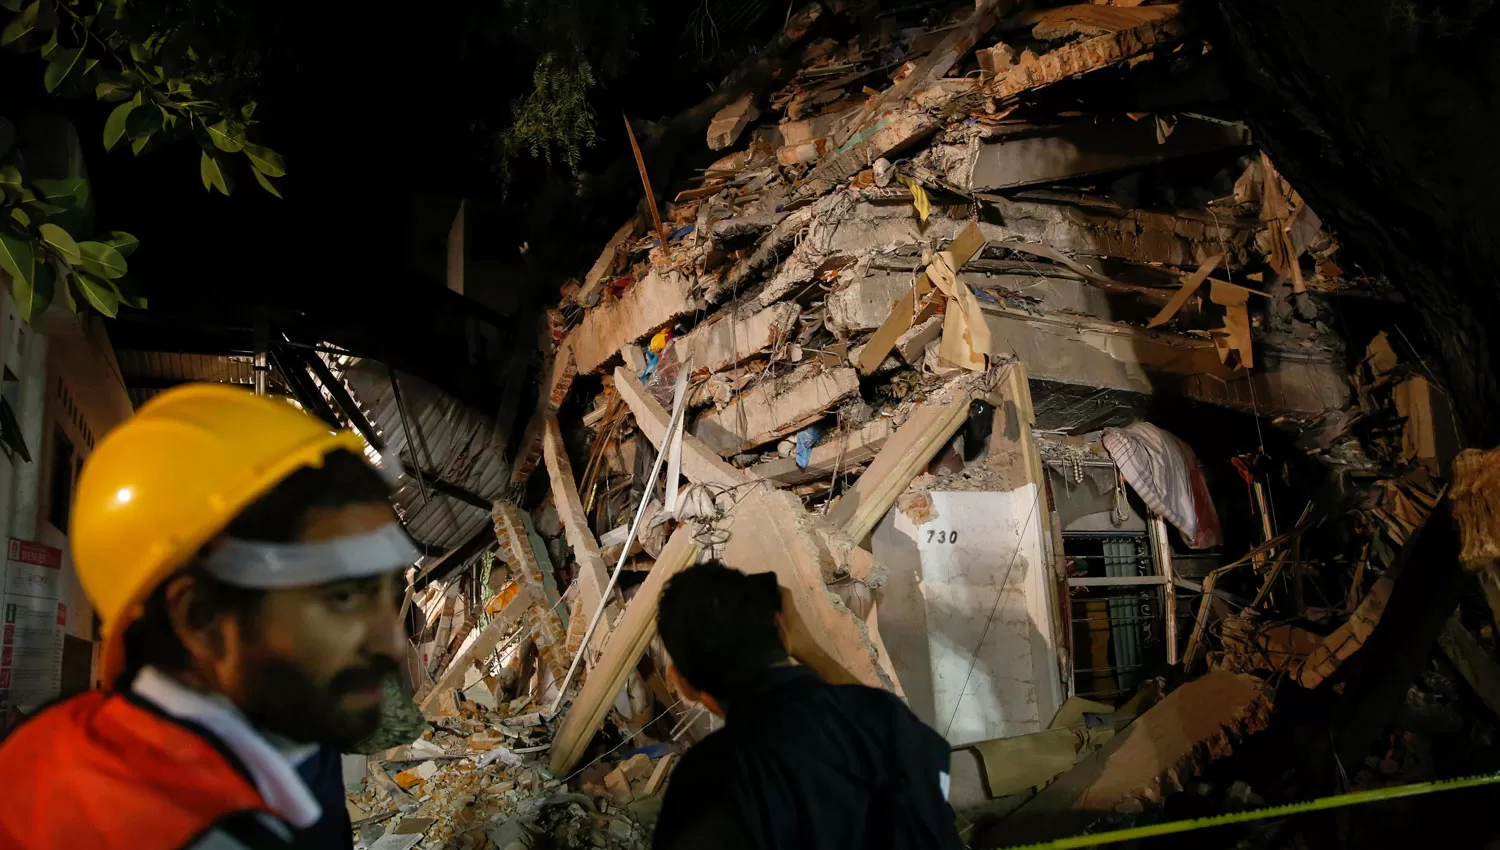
[1001, 771, 1500, 850]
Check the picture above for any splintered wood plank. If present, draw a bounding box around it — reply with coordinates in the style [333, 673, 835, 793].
[693, 365, 861, 457]
[550, 524, 702, 774]
[573, 271, 704, 374]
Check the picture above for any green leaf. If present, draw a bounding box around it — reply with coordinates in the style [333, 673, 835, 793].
[250, 167, 283, 198]
[32, 177, 88, 210]
[77, 240, 126, 279]
[13, 254, 53, 323]
[0, 163, 20, 194]
[103, 101, 134, 151]
[125, 102, 161, 139]
[101, 230, 138, 258]
[205, 121, 242, 153]
[199, 150, 230, 195]
[0, 116, 14, 159]
[37, 29, 55, 58]
[129, 133, 151, 156]
[242, 143, 285, 178]
[74, 272, 117, 317]
[127, 41, 151, 63]
[10, 208, 30, 227]
[43, 47, 83, 93]
[38, 223, 79, 265]
[0, 1, 37, 46]
[0, 231, 35, 289]
[95, 78, 133, 101]
[57, 268, 76, 313]
[0, 0, 25, 13]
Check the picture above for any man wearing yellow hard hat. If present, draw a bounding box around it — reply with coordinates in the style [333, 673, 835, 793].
[0, 384, 416, 849]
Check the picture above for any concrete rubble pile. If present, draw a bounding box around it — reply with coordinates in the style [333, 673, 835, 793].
[349, 2, 1500, 847]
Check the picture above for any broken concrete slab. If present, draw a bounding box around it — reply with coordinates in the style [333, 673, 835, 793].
[988, 13, 1185, 101]
[419, 584, 532, 716]
[541, 414, 619, 653]
[721, 485, 902, 693]
[669, 302, 799, 375]
[493, 502, 570, 687]
[966, 116, 1251, 192]
[978, 304, 1349, 418]
[996, 671, 1270, 844]
[578, 217, 641, 308]
[749, 417, 897, 486]
[827, 373, 990, 543]
[614, 368, 751, 490]
[708, 92, 760, 151]
[572, 271, 705, 374]
[693, 364, 861, 456]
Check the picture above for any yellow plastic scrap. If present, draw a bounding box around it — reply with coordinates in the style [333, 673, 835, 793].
[897, 174, 931, 222]
[649, 328, 672, 353]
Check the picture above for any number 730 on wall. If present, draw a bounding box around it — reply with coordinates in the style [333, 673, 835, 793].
[925, 529, 959, 544]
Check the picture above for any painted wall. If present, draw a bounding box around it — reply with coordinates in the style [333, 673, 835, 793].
[874, 488, 1064, 747]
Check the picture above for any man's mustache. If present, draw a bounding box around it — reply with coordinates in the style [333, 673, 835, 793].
[328, 656, 399, 695]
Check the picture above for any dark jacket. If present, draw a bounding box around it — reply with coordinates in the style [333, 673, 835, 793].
[654, 666, 964, 850]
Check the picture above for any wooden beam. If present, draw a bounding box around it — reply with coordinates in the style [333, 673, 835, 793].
[826, 373, 992, 543]
[550, 523, 701, 774]
[613, 368, 751, 490]
[542, 414, 619, 647]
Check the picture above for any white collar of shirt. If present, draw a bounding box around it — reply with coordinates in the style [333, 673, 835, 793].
[132, 666, 324, 829]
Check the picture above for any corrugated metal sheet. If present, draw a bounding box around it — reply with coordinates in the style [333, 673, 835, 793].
[116, 351, 257, 408]
[335, 358, 511, 552]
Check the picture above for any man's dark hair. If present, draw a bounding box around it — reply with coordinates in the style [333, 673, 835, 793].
[657, 560, 787, 702]
[117, 449, 391, 688]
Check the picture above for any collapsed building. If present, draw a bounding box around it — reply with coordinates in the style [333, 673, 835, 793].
[323, 3, 1498, 849]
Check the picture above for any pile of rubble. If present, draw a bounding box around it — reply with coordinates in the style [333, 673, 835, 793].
[349, 1, 1500, 847]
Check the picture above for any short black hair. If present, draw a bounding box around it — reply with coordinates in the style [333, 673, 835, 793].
[117, 449, 391, 688]
[657, 560, 787, 702]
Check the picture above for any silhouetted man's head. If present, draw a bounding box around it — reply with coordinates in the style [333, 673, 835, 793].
[657, 561, 788, 715]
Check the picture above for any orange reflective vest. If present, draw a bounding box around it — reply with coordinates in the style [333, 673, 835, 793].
[0, 690, 275, 849]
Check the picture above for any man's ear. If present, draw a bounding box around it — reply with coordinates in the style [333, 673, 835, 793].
[163, 573, 236, 667]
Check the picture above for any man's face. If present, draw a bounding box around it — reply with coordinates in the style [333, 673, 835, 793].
[222, 501, 405, 748]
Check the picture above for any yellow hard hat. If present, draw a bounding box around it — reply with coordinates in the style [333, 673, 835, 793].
[73, 383, 366, 687]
